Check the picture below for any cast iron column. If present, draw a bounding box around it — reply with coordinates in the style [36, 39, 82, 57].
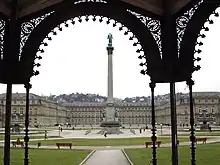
[170, 82, 178, 165]
[187, 79, 196, 165]
[161, 0, 179, 164]
[24, 83, 32, 165]
[4, 84, 12, 165]
[150, 82, 157, 165]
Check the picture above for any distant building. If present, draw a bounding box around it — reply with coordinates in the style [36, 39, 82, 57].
[65, 102, 151, 127]
[0, 92, 219, 127]
[0, 93, 67, 127]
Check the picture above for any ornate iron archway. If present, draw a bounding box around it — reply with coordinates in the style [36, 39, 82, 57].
[19, 2, 161, 81]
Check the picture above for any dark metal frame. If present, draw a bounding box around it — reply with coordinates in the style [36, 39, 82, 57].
[19, 3, 160, 80]
[187, 79, 196, 165]
[150, 82, 157, 165]
[24, 83, 31, 165]
[0, 1, 220, 165]
[3, 84, 12, 165]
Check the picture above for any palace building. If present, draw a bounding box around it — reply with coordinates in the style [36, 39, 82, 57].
[0, 93, 67, 127]
[0, 92, 220, 127]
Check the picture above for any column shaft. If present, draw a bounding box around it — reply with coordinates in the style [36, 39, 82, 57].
[107, 53, 113, 103]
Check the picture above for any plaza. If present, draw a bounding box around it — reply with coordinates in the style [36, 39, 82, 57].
[0, 127, 220, 165]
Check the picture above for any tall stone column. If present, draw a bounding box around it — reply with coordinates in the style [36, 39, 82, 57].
[107, 34, 114, 104]
[105, 33, 116, 122]
[99, 33, 120, 134]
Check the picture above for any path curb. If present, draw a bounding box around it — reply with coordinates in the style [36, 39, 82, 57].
[79, 149, 96, 165]
[121, 148, 134, 165]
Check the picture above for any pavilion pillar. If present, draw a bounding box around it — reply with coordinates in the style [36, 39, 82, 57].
[3, 0, 20, 165]
[187, 79, 196, 165]
[24, 83, 31, 165]
[170, 82, 178, 165]
[3, 84, 12, 165]
[150, 82, 157, 165]
[161, 1, 179, 165]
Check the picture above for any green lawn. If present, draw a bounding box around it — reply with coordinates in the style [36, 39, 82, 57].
[125, 143, 220, 165]
[0, 148, 91, 165]
[29, 137, 188, 146]
[0, 136, 61, 141]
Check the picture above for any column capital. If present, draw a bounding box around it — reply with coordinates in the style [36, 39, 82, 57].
[24, 83, 32, 89]
[107, 46, 114, 55]
[186, 79, 194, 86]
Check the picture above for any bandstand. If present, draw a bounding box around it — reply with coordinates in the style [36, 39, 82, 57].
[0, 0, 220, 165]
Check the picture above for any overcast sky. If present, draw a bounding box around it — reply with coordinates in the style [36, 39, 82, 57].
[0, 12, 220, 99]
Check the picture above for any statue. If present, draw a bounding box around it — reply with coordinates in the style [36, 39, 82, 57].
[107, 33, 113, 46]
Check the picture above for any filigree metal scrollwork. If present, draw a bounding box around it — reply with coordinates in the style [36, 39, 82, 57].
[0, 19, 5, 59]
[74, 0, 107, 4]
[127, 9, 162, 57]
[20, 12, 54, 58]
[176, 0, 203, 55]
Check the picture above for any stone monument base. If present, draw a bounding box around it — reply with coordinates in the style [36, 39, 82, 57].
[98, 121, 123, 134]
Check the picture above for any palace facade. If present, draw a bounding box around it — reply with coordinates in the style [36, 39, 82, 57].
[0, 92, 220, 127]
[0, 93, 67, 127]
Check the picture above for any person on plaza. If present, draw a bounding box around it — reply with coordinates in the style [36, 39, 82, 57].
[209, 126, 212, 132]
[37, 142, 41, 148]
[104, 131, 107, 138]
[17, 138, 20, 143]
[44, 130, 48, 140]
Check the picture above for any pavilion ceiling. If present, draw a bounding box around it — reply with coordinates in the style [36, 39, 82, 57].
[0, 0, 192, 18]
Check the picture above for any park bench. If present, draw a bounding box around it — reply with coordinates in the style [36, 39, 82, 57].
[145, 141, 162, 148]
[195, 138, 207, 144]
[56, 143, 72, 149]
[12, 141, 24, 147]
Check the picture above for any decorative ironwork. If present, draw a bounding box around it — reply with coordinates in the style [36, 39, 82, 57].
[176, 0, 203, 55]
[149, 82, 157, 165]
[36, 15, 144, 71]
[193, 7, 219, 72]
[127, 9, 162, 57]
[0, 19, 5, 59]
[195, 7, 219, 52]
[74, 0, 107, 4]
[24, 83, 32, 165]
[187, 79, 196, 165]
[20, 12, 54, 58]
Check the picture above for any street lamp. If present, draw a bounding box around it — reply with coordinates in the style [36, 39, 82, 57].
[160, 123, 163, 135]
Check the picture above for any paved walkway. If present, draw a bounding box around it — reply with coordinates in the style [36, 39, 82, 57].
[84, 150, 129, 165]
